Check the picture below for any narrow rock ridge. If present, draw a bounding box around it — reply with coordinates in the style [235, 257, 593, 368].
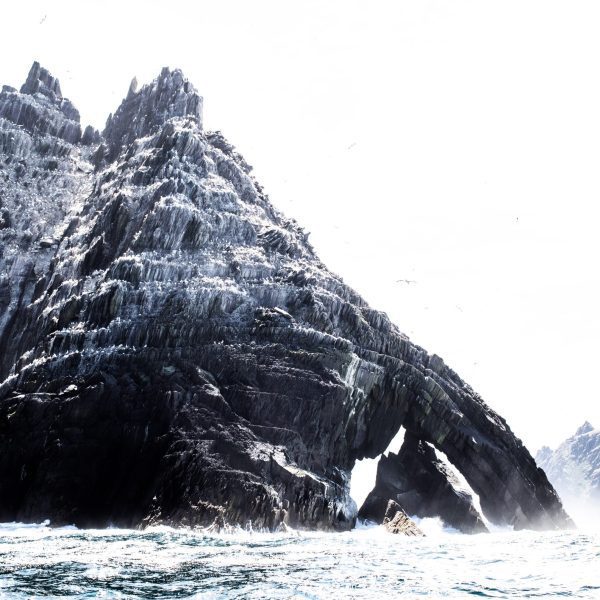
[0, 63, 92, 373]
[359, 432, 488, 533]
[0, 63, 573, 531]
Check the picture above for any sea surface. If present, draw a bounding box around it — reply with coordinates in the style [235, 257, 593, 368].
[0, 519, 599, 599]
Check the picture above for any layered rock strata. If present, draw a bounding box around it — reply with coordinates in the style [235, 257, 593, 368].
[382, 500, 424, 536]
[0, 62, 573, 531]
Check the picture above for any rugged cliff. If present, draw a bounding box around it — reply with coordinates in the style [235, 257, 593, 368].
[0, 62, 573, 531]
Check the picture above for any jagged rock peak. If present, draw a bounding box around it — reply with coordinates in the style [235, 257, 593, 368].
[103, 67, 203, 161]
[20, 61, 63, 101]
[575, 421, 594, 437]
[0, 63, 574, 532]
[0, 62, 81, 143]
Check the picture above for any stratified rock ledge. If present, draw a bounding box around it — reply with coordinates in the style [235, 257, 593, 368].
[382, 500, 424, 536]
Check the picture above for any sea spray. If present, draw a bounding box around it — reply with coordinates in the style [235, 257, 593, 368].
[0, 522, 598, 598]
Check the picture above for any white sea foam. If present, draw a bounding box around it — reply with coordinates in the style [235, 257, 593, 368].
[0, 522, 598, 598]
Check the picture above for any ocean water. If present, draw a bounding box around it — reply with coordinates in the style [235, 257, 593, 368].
[1, 520, 599, 599]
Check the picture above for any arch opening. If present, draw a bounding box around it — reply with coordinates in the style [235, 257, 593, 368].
[350, 426, 406, 510]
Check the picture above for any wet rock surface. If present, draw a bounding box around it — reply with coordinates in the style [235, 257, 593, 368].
[382, 500, 424, 536]
[359, 432, 488, 533]
[0, 63, 573, 531]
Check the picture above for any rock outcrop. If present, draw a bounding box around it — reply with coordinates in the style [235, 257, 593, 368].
[359, 432, 488, 533]
[382, 500, 424, 536]
[536, 422, 600, 505]
[0, 62, 573, 531]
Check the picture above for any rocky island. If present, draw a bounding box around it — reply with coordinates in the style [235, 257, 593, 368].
[537, 422, 600, 505]
[0, 62, 573, 532]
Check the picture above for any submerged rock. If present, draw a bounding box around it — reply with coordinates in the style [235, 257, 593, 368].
[360, 432, 488, 533]
[0, 62, 574, 531]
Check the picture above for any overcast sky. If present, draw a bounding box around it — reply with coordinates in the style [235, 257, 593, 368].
[2, 1, 599, 454]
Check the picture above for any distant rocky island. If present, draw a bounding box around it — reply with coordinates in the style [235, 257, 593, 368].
[537, 422, 600, 508]
[0, 62, 573, 532]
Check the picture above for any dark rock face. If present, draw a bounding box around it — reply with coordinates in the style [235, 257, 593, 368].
[21, 61, 62, 101]
[101, 69, 202, 163]
[382, 500, 423, 536]
[0, 62, 573, 531]
[359, 432, 488, 533]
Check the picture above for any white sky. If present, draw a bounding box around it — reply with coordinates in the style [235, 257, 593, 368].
[2, 1, 599, 452]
